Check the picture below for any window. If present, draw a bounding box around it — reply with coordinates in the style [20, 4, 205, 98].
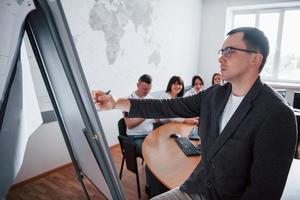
[228, 3, 300, 84]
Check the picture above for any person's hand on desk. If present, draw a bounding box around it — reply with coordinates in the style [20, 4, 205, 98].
[92, 90, 130, 112]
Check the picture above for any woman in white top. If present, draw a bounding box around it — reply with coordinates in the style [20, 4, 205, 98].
[184, 74, 204, 97]
[159, 76, 198, 125]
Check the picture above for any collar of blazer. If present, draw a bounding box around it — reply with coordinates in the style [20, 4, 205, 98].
[207, 77, 264, 161]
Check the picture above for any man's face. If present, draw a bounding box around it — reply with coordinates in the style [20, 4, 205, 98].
[137, 81, 152, 97]
[218, 32, 257, 83]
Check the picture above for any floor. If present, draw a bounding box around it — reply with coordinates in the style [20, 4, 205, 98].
[6, 143, 300, 199]
[7, 145, 148, 200]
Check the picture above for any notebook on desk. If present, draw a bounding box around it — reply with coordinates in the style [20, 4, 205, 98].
[188, 127, 200, 141]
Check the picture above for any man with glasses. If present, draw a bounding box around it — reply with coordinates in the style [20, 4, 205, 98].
[94, 27, 297, 200]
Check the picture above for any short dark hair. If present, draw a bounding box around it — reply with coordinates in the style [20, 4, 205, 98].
[227, 27, 269, 72]
[211, 72, 221, 85]
[165, 76, 185, 97]
[138, 74, 152, 84]
[192, 75, 204, 87]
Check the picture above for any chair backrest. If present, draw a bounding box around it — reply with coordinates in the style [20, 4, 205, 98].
[123, 139, 138, 172]
[117, 118, 138, 173]
[118, 118, 127, 137]
[117, 118, 127, 152]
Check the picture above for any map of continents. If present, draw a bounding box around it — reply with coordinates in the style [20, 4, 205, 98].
[89, 0, 160, 65]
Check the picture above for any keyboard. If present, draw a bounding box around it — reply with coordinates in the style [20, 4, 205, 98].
[188, 127, 200, 141]
[175, 137, 201, 156]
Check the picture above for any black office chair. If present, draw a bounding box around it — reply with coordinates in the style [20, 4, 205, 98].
[118, 118, 143, 198]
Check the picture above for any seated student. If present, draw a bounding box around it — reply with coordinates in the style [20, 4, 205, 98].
[124, 74, 154, 156]
[211, 72, 224, 85]
[159, 76, 198, 125]
[184, 74, 204, 97]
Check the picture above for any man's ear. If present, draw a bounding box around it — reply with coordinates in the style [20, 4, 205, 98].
[252, 53, 263, 69]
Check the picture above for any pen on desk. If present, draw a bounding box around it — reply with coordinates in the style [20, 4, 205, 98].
[105, 90, 111, 95]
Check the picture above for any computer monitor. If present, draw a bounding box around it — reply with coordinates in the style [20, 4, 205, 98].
[293, 91, 300, 109]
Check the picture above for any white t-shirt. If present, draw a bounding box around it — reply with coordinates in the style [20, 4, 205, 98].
[184, 88, 198, 97]
[126, 92, 154, 136]
[219, 94, 244, 134]
[158, 92, 184, 124]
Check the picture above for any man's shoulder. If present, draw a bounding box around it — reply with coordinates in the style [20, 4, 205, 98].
[128, 91, 136, 99]
[145, 94, 154, 99]
[255, 84, 292, 116]
[260, 84, 289, 106]
[128, 91, 153, 99]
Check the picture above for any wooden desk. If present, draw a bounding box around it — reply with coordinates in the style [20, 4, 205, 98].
[142, 122, 201, 189]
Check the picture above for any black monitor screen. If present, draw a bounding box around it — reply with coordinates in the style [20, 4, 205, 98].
[293, 92, 300, 109]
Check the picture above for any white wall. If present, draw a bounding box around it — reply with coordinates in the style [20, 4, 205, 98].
[14, 122, 70, 183]
[198, 0, 227, 87]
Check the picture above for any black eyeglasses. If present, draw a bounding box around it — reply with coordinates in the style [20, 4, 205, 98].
[218, 47, 258, 58]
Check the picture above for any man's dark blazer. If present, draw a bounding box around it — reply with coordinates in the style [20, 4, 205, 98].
[129, 77, 297, 200]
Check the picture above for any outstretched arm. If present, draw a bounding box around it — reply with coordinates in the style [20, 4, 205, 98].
[93, 90, 203, 119]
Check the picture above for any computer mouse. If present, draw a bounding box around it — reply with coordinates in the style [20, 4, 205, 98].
[169, 133, 181, 138]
